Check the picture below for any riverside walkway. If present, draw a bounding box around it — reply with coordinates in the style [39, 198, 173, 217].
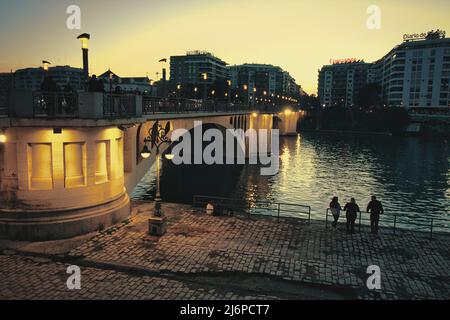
[1, 201, 449, 300]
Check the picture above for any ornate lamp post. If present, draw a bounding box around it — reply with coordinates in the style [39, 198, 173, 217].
[140, 121, 173, 218]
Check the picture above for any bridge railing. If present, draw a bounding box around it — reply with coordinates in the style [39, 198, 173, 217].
[8, 91, 299, 119]
[103, 93, 137, 118]
[325, 208, 449, 238]
[142, 97, 290, 115]
[193, 195, 311, 223]
[32, 91, 78, 118]
[142, 97, 204, 114]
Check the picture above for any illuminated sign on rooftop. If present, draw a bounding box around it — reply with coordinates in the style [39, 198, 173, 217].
[329, 58, 364, 65]
[403, 30, 446, 42]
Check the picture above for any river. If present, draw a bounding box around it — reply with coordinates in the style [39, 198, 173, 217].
[132, 133, 450, 232]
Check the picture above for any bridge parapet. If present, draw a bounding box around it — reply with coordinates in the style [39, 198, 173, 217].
[3, 90, 299, 120]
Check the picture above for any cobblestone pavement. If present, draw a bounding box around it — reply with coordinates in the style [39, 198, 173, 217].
[0, 254, 277, 300]
[1, 201, 449, 300]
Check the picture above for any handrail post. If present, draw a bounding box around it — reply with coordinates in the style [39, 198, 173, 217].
[277, 203, 280, 222]
[308, 207, 311, 225]
[325, 209, 328, 228]
[393, 215, 397, 235]
[430, 218, 433, 239]
[359, 212, 362, 232]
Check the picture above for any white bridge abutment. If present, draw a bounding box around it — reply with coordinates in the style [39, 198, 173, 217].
[0, 125, 130, 241]
[0, 111, 283, 240]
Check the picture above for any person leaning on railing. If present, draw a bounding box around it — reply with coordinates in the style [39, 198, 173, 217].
[367, 196, 384, 235]
[329, 196, 342, 228]
[343, 198, 361, 234]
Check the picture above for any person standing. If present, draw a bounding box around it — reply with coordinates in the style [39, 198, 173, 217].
[344, 198, 360, 234]
[367, 196, 384, 234]
[329, 197, 341, 228]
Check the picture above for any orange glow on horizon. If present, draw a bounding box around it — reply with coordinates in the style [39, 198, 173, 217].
[0, 0, 449, 94]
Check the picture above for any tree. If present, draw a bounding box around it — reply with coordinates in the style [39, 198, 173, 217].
[355, 83, 382, 109]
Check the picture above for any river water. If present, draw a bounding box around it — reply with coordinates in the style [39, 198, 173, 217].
[132, 133, 450, 232]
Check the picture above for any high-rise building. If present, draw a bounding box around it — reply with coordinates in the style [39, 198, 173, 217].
[375, 30, 450, 108]
[318, 30, 450, 109]
[14, 65, 84, 91]
[228, 63, 301, 101]
[170, 51, 229, 85]
[318, 60, 374, 107]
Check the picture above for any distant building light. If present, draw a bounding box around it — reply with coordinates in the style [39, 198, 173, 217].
[0, 130, 6, 143]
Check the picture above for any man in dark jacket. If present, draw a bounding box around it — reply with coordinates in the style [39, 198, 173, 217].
[344, 198, 360, 233]
[367, 196, 384, 234]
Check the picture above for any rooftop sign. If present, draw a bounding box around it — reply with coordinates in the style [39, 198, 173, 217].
[403, 30, 446, 42]
[329, 58, 364, 65]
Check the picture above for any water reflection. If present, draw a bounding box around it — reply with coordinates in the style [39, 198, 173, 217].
[132, 133, 449, 229]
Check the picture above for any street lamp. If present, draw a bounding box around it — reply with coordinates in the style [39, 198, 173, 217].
[227, 80, 231, 104]
[159, 58, 168, 97]
[42, 60, 51, 72]
[140, 121, 173, 218]
[77, 33, 90, 89]
[0, 129, 6, 143]
[243, 84, 249, 106]
[202, 73, 208, 102]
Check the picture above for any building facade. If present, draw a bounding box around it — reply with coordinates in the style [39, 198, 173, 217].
[170, 51, 229, 85]
[0, 73, 14, 115]
[228, 63, 301, 102]
[14, 66, 84, 91]
[318, 60, 374, 107]
[98, 70, 153, 94]
[318, 30, 450, 109]
[376, 31, 450, 108]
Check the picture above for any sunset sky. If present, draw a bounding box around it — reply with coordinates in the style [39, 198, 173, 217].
[0, 0, 449, 94]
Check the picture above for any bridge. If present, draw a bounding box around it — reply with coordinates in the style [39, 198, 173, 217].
[0, 91, 303, 240]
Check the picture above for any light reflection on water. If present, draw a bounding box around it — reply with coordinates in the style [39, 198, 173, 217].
[132, 133, 450, 231]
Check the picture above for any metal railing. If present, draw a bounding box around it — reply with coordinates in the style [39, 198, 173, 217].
[103, 94, 137, 118]
[142, 97, 256, 114]
[192, 197, 448, 238]
[325, 208, 449, 238]
[32, 92, 78, 118]
[18, 92, 297, 119]
[142, 97, 203, 114]
[193, 195, 311, 223]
